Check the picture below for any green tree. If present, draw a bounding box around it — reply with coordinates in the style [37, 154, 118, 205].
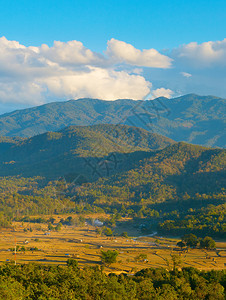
[120, 232, 128, 238]
[48, 223, 54, 231]
[20, 246, 26, 252]
[67, 258, 78, 269]
[101, 250, 118, 265]
[200, 236, 216, 249]
[177, 241, 186, 250]
[135, 254, 148, 262]
[182, 234, 198, 248]
[55, 222, 62, 231]
[102, 227, 113, 236]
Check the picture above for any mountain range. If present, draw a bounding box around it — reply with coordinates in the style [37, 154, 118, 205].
[80, 141, 225, 207]
[0, 94, 225, 147]
[0, 124, 174, 179]
[0, 122, 225, 203]
[0, 120, 225, 237]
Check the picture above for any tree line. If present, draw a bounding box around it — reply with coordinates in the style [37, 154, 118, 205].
[0, 262, 225, 299]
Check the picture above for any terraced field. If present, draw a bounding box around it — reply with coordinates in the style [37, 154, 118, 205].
[0, 219, 225, 273]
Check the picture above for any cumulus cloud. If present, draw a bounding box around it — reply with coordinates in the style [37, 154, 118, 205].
[0, 36, 225, 113]
[145, 38, 226, 99]
[172, 39, 226, 68]
[151, 88, 174, 99]
[107, 38, 172, 68]
[39, 40, 106, 67]
[41, 67, 151, 100]
[0, 36, 158, 105]
[0, 81, 44, 105]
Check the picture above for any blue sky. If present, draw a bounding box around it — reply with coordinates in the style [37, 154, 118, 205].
[1, 0, 225, 50]
[0, 0, 225, 113]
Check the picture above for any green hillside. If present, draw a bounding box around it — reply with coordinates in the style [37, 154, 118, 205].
[0, 136, 24, 154]
[71, 142, 225, 237]
[0, 139, 225, 236]
[0, 94, 225, 147]
[0, 124, 174, 179]
[77, 142, 225, 206]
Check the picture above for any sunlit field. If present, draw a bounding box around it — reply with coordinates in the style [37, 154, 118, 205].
[1, 216, 225, 274]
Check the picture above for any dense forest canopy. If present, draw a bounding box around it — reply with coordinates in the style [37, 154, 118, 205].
[0, 263, 225, 299]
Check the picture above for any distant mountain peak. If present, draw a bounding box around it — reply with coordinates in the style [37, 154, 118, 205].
[0, 94, 225, 147]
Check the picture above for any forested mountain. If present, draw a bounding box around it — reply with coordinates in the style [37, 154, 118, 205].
[75, 142, 226, 206]
[0, 141, 225, 236]
[0, 94, 225, 147]
[71, 142, 225, 236]
[0, 116, 225, 236]
[0, 124, 174, 178]
[0, 136, 24, 155]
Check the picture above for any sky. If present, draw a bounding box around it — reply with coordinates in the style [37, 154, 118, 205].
[0, 0, 226, 114]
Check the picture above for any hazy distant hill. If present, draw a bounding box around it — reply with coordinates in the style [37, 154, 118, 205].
[0, 94, 225, 147]
[0, 124, 174, 178]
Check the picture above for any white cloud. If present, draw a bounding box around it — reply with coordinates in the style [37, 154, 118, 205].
[40, 67, 151, 100]
[131, 68, 143, 74]
[0, 81, 44, 105]
[0, 36, 225, 113]
[151, 88, 174, 99]
[107, 38, 172, 68]
[39, 40, 106, 66]
[145, 39, 226, 99]
[0, 36, 155, 105]
[181, 72, 192, 78]
[172, 39, 226, 68]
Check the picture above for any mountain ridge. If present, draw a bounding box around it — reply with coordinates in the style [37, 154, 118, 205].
[0, 124, 175, 179]
[0, 94, 225, 147]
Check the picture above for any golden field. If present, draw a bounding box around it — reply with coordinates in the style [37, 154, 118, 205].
[0, 216, 225, 274]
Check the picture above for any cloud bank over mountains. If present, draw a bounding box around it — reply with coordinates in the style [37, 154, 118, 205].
[0, 36, 225, 113]
[172, 39, 226, 68]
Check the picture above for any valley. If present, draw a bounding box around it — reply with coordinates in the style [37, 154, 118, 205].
[1, 219, 225, 273]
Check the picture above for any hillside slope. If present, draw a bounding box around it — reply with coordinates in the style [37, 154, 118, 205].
[0, 139, 225, 237]
[0, 124, 174, 179]
[76, 142, 226, 205]
[0, 94, 225, 147]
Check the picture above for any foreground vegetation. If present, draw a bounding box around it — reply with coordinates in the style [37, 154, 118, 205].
[0, 262, 225, 299]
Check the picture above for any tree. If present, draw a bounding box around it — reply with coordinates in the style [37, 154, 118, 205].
[120, 232, 128, 238]
[102, 227, 113, 236]
[171, 254, 182, 271]
[48, 217, 55, 224]
[200, 236, 216, 249]
[135, 254, 148, 262]
[101, 250, 118, 265]
[55, 222, 62, 231]
[48, 223, 54, 231]
[67, 258, 78, 269]
[20, 246, 26, 252]
[177, 241, 186, 250]
[182, 234, 198, 248]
